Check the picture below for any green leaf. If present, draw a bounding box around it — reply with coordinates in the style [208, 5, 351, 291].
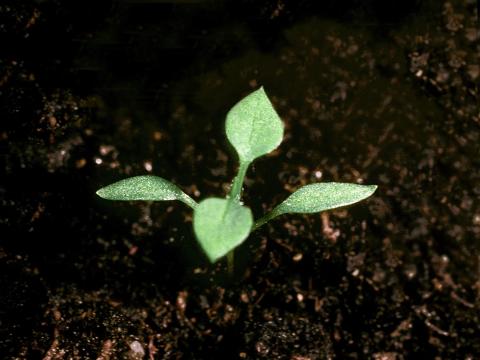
[225, 87, 284, 163]
[193, 198, 253, 263]
[96, 175, 197, 209]
[253, 183, 377, 229]
[274, 183, 377, 215]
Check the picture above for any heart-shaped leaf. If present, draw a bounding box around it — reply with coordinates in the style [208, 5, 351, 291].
[273, 182, 377, 215]
[225, 87, 284, 163]
[96, 175, 197, 208]
[193, 198, 253, 263]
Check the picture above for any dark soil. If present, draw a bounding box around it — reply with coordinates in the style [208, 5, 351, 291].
[1, 0, 479, 359]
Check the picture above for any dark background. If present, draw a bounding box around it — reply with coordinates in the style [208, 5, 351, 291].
[1, 0, 479, 358]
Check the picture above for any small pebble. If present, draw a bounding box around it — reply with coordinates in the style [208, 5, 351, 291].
[129, 340, 145, 359]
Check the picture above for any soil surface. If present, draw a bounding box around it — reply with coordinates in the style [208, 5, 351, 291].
[1, 0, 479, 359]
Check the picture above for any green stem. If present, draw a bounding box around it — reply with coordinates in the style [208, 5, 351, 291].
[229, 161, 250, 202]
[224, 161, 250, 274]
[252, 209, 280, 231]
[227, 251, 234, 275]
[180, 195, 198, 210]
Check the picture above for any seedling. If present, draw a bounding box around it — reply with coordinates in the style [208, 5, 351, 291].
[97, 87, 377, 268]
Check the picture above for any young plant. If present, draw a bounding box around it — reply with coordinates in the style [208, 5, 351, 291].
[97, 87, 377, 266]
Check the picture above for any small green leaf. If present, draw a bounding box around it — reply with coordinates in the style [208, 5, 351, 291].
[274, 183, 377, 215]
[96, 175, 197, 208]
[253, 183, 377, 229]
[193, 198, 253, 263]
[225, 87, 284, 163]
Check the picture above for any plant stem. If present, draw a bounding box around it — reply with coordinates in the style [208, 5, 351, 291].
[229, 161, 250, 202]
[252, 209, 279, 231]
[180, 194, 198, 209]
[224, 161, 250, 275]
[227, 250, 234, 275]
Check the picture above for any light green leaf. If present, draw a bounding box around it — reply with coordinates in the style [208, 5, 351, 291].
[96, 175, 197, 209]
[193, 198, 253, 263]
[225, 87, 284, 163]
[253, 183, 377, 229]
[274, 182, 377, 215]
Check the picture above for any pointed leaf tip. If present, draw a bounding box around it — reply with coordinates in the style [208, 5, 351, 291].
[225, 87, 284, 163]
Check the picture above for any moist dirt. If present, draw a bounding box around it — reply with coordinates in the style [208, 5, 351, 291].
[1, 0, 479, 358]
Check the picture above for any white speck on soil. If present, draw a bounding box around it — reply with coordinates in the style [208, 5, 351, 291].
[128, 340, 145, 359]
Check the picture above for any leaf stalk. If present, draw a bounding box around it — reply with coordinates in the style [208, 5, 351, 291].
[252, 209, 279, 231]
[180, 195, 198, 209]
[229, 161, 250, 202]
